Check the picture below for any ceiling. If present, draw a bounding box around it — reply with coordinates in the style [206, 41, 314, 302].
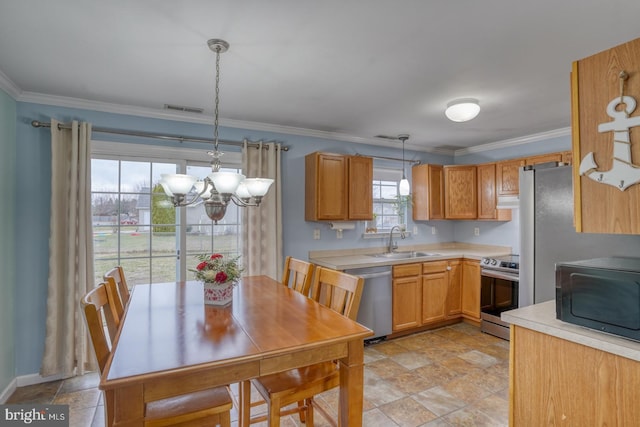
[1, 0, 640, 153]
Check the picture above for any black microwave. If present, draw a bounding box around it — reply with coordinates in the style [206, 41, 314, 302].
[556, 257, 640, 342]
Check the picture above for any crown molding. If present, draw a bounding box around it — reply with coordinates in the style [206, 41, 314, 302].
[454, 127, 571, 156]
[0, 68, 22, 99]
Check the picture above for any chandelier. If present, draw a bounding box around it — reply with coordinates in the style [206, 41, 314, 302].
[159, 39, 273, 223]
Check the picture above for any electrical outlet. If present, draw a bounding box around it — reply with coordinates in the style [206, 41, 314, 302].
[431, 226, 437, 235]
[413, 226, 418, 235]
[474, 227, 480, 236]
[313, 229, 320, 240]
[336, 229, 343, 239]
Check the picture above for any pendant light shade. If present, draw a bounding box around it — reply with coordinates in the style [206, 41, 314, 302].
[398, 134, 410, 196]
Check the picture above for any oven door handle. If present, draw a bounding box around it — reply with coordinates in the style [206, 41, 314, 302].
[481, 269, 519, 282]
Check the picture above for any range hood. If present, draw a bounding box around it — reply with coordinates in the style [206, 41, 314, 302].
[496, 195, 519, 209]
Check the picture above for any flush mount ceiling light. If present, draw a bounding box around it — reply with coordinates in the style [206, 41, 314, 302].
[159, 39, 273, 223]
[445, 98, 481, 122]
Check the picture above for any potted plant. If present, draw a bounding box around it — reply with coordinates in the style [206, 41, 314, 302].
[191, 253, 243, 305]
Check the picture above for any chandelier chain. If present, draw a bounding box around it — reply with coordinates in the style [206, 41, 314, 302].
[214, 45, 221, 152]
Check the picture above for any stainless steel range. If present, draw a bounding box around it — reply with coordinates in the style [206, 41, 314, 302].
[480, 254, 519, 340]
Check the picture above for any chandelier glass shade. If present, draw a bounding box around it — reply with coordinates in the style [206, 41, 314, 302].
[159, 39, 273, 222]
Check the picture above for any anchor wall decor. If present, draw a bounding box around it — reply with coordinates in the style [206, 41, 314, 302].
[579, 71, 640, 191]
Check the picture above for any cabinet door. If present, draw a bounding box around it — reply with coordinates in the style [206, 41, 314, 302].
[477, 163, 497, 220]
[412, 164, 444, 220]
[348, 156, 373, 220]
[446, 260, 462, 318]
[525, 152, 563, 165]
[305, 152, 347, 221]
[496, 158, 525, 196]
[422, 272, 448, 324]
[444, 165, 477, 219]
[461, 260, 481, 320]
[392, 276, 421, 331]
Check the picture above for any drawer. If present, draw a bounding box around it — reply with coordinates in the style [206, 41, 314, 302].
[423, 261, 449, 274]
[393, 263, 421, 278]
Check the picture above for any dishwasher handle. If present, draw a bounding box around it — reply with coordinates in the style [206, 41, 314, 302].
[355, 270, 392, 279]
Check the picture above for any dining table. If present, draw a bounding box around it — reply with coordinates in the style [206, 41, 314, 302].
[99, 275, 373, 426]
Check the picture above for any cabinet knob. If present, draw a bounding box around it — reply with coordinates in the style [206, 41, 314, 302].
[447, 266, 452, 271]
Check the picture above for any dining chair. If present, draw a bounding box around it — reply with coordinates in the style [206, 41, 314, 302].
[103, 266, 130, 316]
[243, 267, 364, 426]
[281, 256, 314, 296]
[82, 282, 234, 427]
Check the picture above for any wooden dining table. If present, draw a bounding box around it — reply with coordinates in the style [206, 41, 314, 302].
[99, 275, 373, 426]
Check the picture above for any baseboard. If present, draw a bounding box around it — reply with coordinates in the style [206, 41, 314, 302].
[0, 378, 17, 404]
[16, 372, 65, 388]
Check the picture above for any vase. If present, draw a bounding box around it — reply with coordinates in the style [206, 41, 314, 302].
[203, 281, 235, 306]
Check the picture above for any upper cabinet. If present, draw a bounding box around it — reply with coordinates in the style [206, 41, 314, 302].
[305, 152, 373, 221]
[444, 165, 477, 219]
[496, 158, 525, 197]
[477, 163, 511, 221]
[412, 164, 444, 220]
[572, 37, 640, 234]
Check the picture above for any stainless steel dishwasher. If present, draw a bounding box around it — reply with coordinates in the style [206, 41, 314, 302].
[345, 265, 393, 342]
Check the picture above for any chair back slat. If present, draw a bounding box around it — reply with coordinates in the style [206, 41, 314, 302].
[81, 281, 121, 372]
[310, 267, 364, 320]
[104, 266, 130, 313]
[282, 256, 314, 296]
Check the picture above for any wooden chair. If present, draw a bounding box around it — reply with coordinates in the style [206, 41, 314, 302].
[243, 267, 364, 426]
[82, 282, 233, 427]
[281, 256, 314, 296]
[104, 266, 130, 317]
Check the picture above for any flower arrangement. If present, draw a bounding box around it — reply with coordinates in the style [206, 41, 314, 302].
[191, 253, 243, 284]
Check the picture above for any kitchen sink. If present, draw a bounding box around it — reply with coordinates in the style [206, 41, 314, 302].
[369, 251, 441, 259]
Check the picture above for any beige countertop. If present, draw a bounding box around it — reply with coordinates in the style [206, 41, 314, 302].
[309, 242, 512, 270]
[502, 300, 640, 362]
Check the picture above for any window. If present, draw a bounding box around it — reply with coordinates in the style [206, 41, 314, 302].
[372, 168, 406, 230]
[91, 142, 242, 286]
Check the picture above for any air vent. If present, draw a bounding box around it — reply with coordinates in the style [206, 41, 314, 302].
[164, 104, 204, 114]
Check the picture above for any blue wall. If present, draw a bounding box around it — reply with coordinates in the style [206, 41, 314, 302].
[13, 101, 457, 377]
[0, 89, 16, 394]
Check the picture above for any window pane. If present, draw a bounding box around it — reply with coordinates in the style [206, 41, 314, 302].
[92, 159, 119, 192]
[121, 161, 150, 193]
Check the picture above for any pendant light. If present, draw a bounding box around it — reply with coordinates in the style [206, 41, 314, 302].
[159, 39, 273, 223]
[398, 134, 410, 196]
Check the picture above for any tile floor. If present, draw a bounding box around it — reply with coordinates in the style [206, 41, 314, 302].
[6, 322, 510, 426]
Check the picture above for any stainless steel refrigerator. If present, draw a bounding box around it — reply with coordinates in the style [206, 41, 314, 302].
[519, 164, 640, 308]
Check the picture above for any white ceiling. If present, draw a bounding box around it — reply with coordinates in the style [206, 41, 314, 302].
[1, 0, 640, 152]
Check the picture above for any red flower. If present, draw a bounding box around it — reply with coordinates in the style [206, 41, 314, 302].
[196, 261, 208, 271]
[215, 271, 228, 283]
[210, 254, 223, 260]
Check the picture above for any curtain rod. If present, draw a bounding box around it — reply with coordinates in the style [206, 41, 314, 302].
[355, 153, 421, 165]
[30, 120, 289, 151]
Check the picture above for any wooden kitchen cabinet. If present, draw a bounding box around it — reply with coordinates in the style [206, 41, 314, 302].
[393, 260, 462, 332]
[392, 264, 422, 332]
[571, 37, 640, 234]
[305, 152, 373, 221]
[511, 325, 640, 425]
[525, 152, 563, 165]
[496, 158, 525, 197]
[412, 164, 444, 220]
[444, 165, 477, 219]
[461, 259, 481, 321]
[477, 163, 511, 221]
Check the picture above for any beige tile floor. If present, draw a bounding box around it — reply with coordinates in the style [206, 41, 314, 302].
[6, 322, 509, 427]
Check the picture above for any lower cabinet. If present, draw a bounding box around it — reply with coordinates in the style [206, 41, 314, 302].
[392, 259, 462, 332]
[461, 259, 481, 321]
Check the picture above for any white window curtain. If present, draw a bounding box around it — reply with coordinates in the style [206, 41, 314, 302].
[41, 119, 96, 378]
[241, 140, 283, 280]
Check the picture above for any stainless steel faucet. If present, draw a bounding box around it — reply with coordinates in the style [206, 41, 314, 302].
[388, 225, 406, 253]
